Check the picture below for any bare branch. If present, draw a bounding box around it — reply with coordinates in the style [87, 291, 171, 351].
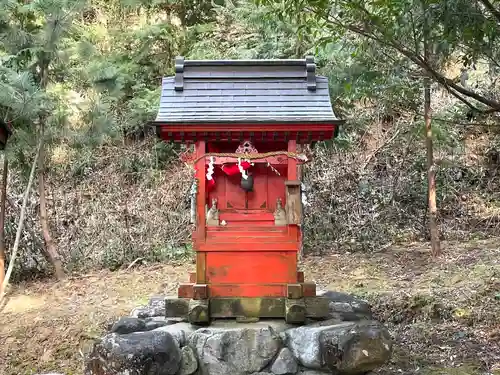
[327, 17, 500, 111]
[477, 0, 500, 24]
[445, 87, 481, 111]
[0, 139, 42, 302]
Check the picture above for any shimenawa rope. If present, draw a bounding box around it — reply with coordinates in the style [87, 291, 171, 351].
[190, 151, 309, 164]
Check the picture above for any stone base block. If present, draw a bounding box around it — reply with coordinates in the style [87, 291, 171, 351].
[86, 291, 391, 375]
[188, 299, 209, 325]
[163, 296, 331, 324]
[285, 298, 306, 323]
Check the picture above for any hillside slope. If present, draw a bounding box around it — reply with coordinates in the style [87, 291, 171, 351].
[1, 239, 499, 375]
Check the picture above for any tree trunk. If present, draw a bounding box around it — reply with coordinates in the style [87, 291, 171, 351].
[423, 0, 441, 256]
[0, 141, 42, 301]
[37, 60, 65, 280]
[424, 78, 441, 256]
[38, 132, 65, 280]
[0, 157, 8, 287]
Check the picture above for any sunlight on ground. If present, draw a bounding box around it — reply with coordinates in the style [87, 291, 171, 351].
[0, 240, 498, 375]
[2, 294, 46, 314]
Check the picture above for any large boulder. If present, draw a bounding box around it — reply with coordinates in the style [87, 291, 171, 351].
[189, 321, 285, 375]
[320, 291, 373, 322]
[271, 347, 298, 374]
[111, 317, 147, 334]
[285, 320, 392, 374]
[130, 296, 167, 318]
[331, 321, 392, 374]
[85, 330, 181, 375]
[110, 317, 173, 334]
[178, 346, 198, 375]
[154, 322, 197, 347]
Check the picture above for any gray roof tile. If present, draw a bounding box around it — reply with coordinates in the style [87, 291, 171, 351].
[153, 57, 339, 124]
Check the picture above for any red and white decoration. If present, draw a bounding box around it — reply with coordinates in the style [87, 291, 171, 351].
[221, 140, 256, 182]
[189, 140, 300, 191]
[220, 159, 252, 177]
[206, 156, 216, 189]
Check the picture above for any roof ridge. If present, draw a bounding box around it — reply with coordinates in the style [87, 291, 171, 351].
[153, 56, 340, 126]
[179, 56, 314, 66]
[174, 56, 317, 92]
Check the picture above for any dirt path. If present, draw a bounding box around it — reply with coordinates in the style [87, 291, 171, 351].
[1, 240, 499, 375]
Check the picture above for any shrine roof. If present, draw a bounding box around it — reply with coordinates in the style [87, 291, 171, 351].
[151, 56, 341, 125]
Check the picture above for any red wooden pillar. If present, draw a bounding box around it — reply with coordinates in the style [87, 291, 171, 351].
[287, 140, 299, 244]
[195, 141, 207, 286]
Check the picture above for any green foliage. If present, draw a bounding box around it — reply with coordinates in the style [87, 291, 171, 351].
[152, 140, 178, 169]
[67, 148, 97, 180]
[2, 0, 500, 277]
[317, 40, 422, 119]
[0, 67, 44, 122]
[89, 241, 193, 272]
[186, 0, 308, 60]
[0, 0, 92, 177]
[256, 0, 500, 112]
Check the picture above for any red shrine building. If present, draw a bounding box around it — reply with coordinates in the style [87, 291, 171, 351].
[151, 56, 342, 324]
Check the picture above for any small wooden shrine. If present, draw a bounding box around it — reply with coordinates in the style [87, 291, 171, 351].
[151, 56, 343, 324]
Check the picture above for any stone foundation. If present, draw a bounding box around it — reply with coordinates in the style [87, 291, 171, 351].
[85, 291, 393, 375]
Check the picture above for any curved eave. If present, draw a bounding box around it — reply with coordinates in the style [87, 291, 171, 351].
[149, 120, 343, 144]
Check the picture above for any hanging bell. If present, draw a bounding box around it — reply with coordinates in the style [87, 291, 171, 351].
[240, 174, 254, 192]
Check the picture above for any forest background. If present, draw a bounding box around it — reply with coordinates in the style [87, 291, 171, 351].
[2, 1, 500, 374]
[2, 0, 500, 280]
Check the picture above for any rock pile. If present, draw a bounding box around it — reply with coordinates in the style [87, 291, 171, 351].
[84, 291, 392, 375]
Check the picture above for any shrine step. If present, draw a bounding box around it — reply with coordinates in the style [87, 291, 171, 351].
[217, 212, 276, 227]
[209, 226, 285, 232]
[212, 220, 277, 227]
[197, 241, 298, 251]
[219, 212, 275, 221]
[178, 283, 317, 298]
[206, 233, 290, 241]
[207, 229, 287, 238]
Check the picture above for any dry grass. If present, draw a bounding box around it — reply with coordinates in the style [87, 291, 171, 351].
[302, 238, 500, 375]
[0, 262, 193, 375]
[0, 239, 499, 375]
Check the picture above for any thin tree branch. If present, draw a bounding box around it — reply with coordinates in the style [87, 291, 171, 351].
[359, 126, 403, 172]
[445, 86, 481, 111]
[314, 3, 500, 112]
[409, 8, 421, 57]
[349, 21, 500, 110]
[477, 0, 500, 23]
[6, 196, 45, 250]
[0, 139, 42, 302]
